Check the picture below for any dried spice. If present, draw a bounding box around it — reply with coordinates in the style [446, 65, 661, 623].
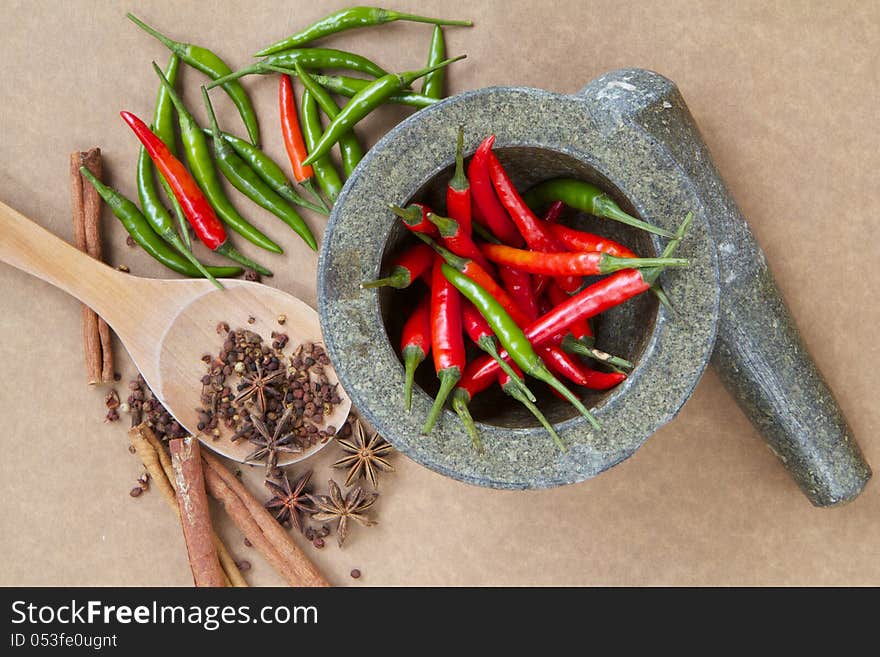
[333, 420, 394, 488]
[234, 361, 286, 413]
[244, 406, 302, 472]
[195, 329, 343, 467]
[265, 469, 314, 532]
[308, 479, 377, 547]
[105, 389, 120, 409]
[124, 375, 187, 441]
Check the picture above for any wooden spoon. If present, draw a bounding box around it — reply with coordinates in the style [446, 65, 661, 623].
[0, 200, 350, 464]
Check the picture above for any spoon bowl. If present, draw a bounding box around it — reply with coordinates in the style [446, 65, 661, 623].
[0, 200, 350, 464]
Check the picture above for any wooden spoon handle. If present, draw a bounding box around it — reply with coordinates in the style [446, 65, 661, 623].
[0, 199, 133, 323]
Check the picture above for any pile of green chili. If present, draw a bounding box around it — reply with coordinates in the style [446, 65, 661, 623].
[85, 7, 472, 282]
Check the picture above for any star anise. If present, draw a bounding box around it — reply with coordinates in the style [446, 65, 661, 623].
[245, 405, 302, 472]
[333, 420, 394, 488]
[264, 469, 313, 533]
[234, 361, 285, 413]
[307, 479, 377, 547]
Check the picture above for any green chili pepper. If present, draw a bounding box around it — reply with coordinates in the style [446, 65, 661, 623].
[140, 55, 191, 252]
[127, 13, 260, 146]
[199, 129, 327, 215]
[136, 146, 222, 287]
[289, 63, 363, 177]
[304, 73, 440, 108]
[420, 25, 446, 99]
[152, 63, 283, 254]
[523, 178, 674, 238]
[148, 53, 191, 249]
[300, 89, 343, 203]
[441, 263, 601, 431]
[256, 7, 472, 56]
[202, 88, 318, 252]
[152, 54, 179, 153]
[302, 55, 466, 167]
[207, 48, 389, 90]
[79, 168, 241, 280]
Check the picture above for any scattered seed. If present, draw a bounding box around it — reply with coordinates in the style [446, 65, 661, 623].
[236, 560, 251, 571]
[244, 537, 252, 547]
[350, 569, 361, 579]
[129, 487, 143, 498]
[116, 264, 130, 273]
[277, 314, 286, 325]
[105, 389, 120, 409]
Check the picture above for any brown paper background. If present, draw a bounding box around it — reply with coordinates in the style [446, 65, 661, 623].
[1, 0, 878, 586]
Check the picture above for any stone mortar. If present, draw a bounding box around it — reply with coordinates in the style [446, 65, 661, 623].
[319, 69, 872, 503]
[318, 78, 720, 489]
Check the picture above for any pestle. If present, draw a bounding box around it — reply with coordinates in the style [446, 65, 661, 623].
[580, 68, 871, 506]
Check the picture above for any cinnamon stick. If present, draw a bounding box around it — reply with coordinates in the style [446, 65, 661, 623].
[201, 450, 329, 587]
[169, 437, 226, 587]
[69, 149, 113, 383]
[128, 424, 246, 587]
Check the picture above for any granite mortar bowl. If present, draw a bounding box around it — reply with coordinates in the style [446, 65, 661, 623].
[318, 85, 721, 489]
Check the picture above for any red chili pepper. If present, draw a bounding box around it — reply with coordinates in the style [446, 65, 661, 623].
[532, 201, 565, 297]
[498, 264, 539, 322]
[121, 111, 225, 249]
[362, 242, 434, 289]
[542, 342, 625, 391]
[415, 233, 532, 327]
[548, 223, 638, 259]
[462, 300, 536, 402]
[467, 135, 523, 246]
[426, 212, 494, 273]
[389, 203, 439, 237]
[422, 254, 465, 434]
[457, 267, 658, 394]
[400, 293, 432, 412]
[543, 200, 565, 224]
[485, 150, 581, 293]
[479, 243, 685, 277]
[546, 281, 592, 344]
[279, 74, 314, 183]
[462, 301, 492, 345]
[446, 126, 471, 234]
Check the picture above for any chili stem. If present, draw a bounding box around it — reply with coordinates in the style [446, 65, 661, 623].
[403, 346, 423, 413]
[422, 368, 460, 435]
[561, 334, 634, 370]
[451, 389, 483, 452]
[503, 381, 566, 453]
[478, 336, 536, 403]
